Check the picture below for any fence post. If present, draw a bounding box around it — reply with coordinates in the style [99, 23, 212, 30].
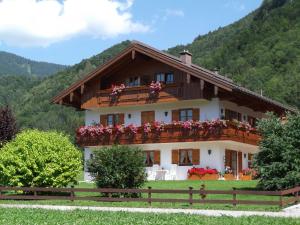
[148, 186, 152, 206]
[34, 189, 37, 198]
[200, 184, 206, 200]
[232, 187, 237, 207]
[279, 195, 283, 208]
[295, 191, 299, 204]
[70, 185, 75, 202]
[189, 187, 193, 207]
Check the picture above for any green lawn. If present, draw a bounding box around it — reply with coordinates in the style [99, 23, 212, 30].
[0, 180, 288, 211]
[0, 208, 299, 225]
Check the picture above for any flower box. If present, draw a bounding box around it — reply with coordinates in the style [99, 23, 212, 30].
[200, 174, 219, 180]
[240, 175, 252, 181]
[188, 174, 201, 180]
[188, 174, 219, 180]
[224, 174, 236, 180]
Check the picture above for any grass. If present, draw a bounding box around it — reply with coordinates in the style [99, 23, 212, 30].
[0, 208, 299, 225]
[0, 180, 288, 211]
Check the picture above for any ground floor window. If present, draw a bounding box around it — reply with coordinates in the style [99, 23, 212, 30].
[248, 153, 254, 168]
[179, 149, 193, 166]
[143, 151, 154, 167]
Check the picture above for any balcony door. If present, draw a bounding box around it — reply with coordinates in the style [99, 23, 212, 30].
[225, 149, 242, 176]
[141, 111, 155, 125]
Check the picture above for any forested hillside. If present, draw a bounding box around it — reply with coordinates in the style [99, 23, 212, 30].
[1, 0, 299, 137]
[168, 0, 300, 108]
[0, 51, 67, 77]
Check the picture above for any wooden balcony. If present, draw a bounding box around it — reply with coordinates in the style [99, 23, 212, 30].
[96, 83, 205, 107]
[76, 124, 260, 147]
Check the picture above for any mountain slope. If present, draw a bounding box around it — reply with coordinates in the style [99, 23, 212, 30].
[0, 51, 67, 77]
[16, 41, 131, 135]
[167, 0, 300, 108]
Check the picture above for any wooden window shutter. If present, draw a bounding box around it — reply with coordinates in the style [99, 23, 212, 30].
[225, 149, 231, 167]
[192, 149, 200, 165]
[118, 113, 125, 125]
[172, 110, 179, 121]
[172, 149, 179, 164]
[192, 108, 200, 121]
[154, 150, 160, 165]
[100, 114, 107, 126]
[238, 152, 243, 172]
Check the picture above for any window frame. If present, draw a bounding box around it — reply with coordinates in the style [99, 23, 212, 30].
[107, 114, 120, 126]
[179, 149, 193, 166]
[128, 76, 140, 87]
[155, 73, 165, 83]
[165, 73, 174, 84]
[179, 109, 193, 121]
[143, 150, 155, 167]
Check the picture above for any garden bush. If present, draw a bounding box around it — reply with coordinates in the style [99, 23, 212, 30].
[0, 130, 82, 187]
[87, 145, 146, 191]
[255, 113, 300, 190]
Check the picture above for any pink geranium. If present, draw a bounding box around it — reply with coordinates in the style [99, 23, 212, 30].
[153, 121, 165, 133]
[149, 81, 162, 95]
[143, 122, 152, 134]
[110, 84, 125, 97]
[127, 124, 138, 135]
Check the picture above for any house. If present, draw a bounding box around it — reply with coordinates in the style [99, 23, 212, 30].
[52, 41, 294, 181]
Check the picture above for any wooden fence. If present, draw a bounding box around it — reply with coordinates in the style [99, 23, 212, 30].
[0, 185, 299, 208]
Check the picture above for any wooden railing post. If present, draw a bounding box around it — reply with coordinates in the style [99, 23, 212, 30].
[232, 187, 237, 207]
[189, 187, 193, 207]
[70, 185, 75, 202]
[279, 195, 283, 208]
[148, 186, 152, 206]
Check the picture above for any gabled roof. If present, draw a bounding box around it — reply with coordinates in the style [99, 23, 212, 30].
[52, 40, 297, 113]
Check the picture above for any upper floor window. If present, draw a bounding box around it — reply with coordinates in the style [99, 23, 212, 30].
[225, 109, 241, 121]
[166, 73, 174, 84]
[127, 76, 140, 87]
[156, 73, 165, 83]
[179, 109, 193, 121]
[155, 72, 174, 84]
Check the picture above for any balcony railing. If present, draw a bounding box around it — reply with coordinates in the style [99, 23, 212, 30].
[96, 83, 204, 107]
[76, 122, 260, 147]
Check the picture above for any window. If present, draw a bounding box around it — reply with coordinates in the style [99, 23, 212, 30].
[128, 76, 140, 87]
[156, 73, 165, 83]
[179, 149, 193, 166]
[179, 109, 193, 121]
[155, 72, 174, 84]
[144, 151, 154, 167]
[225, 109, 241, 121]
[107, 114, 120, 126]
[166, 73, 174, 84]
[248, 153, 253, 168]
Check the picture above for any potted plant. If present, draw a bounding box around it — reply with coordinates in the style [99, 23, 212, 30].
[240, 168, 252, 180]
[149, 81, 162, 99]
[110, 84, 125, 102]
[187, 167, 219, 180]
[224, 166, 235, 180]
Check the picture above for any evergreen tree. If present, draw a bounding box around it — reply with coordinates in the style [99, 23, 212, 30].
[255, 113, 300, 190]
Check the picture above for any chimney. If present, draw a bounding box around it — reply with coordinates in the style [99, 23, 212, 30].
[180, 50, 192, 65]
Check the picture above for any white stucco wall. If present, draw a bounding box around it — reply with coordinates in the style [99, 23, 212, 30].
[83, 141, 258, 181]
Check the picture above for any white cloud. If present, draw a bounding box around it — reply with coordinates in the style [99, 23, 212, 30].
[0, 0, 149, 47]
[165, 9, 185, 17]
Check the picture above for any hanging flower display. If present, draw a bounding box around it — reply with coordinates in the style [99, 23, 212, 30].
[143, 122, 152, 134]
[127, 124, 138, 137]
[153, 121, 165, 133]
[115, 124, 125, 136]
[110, 84, 125, 97]
[149, 81, 162, 96]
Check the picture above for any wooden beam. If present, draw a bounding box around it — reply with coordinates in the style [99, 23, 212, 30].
[70, 92, 74, 102]
[80, 85, 85, 94]
[214, 86, 218, 96]
[200, 80, 205, 90]
[187, 74, 191, 84]
[132, 50, 135, 60]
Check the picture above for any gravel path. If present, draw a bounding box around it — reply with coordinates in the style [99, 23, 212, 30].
[1, 204, 300, 218]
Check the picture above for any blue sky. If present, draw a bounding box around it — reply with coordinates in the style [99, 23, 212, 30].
[0, 0, 262, 65]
